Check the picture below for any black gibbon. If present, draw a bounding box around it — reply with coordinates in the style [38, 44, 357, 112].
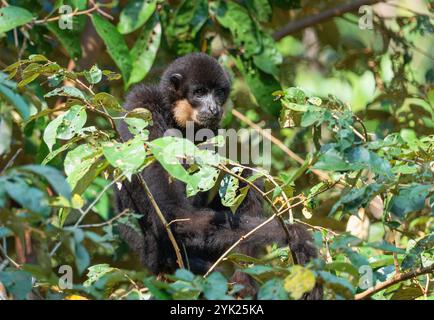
[115, 53, 322, 299]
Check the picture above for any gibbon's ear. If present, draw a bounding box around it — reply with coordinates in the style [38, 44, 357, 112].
[170, 73, 183, 91]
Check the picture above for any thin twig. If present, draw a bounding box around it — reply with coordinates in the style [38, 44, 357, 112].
[76, 177, 121, 227]
[0, 243, 21, 269]
[50, 177, 121, 257]
[167, 218, 191, 227]
[204, 198, 304, 277]
[231, 109, 330, 181]
[294, 218, 339, 236]
[218, 163, 297, 262]
[1, 148, 22, 173]
[79, 209, 131, 228]
[355, 264, 434, 300]
[204, 181, 335, 277]
[34, 7, 95, 24]
[331, 113, 366, 142]
[272, 0, 384, 40]
[383, 1, 433, 17]
[136, 175, 185, 269]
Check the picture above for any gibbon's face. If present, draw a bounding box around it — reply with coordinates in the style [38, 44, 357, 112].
[163, 53, 231, 130]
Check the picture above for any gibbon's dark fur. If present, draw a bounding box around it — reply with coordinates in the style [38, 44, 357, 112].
[115, 53, 322, 299]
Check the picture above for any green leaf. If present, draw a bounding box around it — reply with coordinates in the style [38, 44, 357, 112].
[44, 86, 86, 100]
[234, 57, 282, 116]
[390, 184, 432, 218]
[43, 105, 87, 151]
[43, 115, 63, 152]
[75, 243, 90, 275]
[0, 271, 33, 300]
[42, 135, 83, 165]
[253, 32, 282, 77]
[313, 148, 352, 171]
[148, 136, 200, 189]
[0, 179, 6, 207]
[117, 0, 157, 34]
[125, 107, 152, 121]
[0, 226, 13, 238]
[17, 72, 39, 88]
[92, 14, 132, 84]
[325, 262, 360, 285]
[84, 264, 115, 287]
[283, 265, 316, 300]
[347, 147, 393, 179]
[0, 77, 30, 120]
[203, 272, 230, 300]
[218, 167, 250, 213]
[64, 144, 103, 191]
[0, 6, 33, 34]
[83, 65, 102, 84]
[330, 183, 382, 216]
[174, 269, 195, 282]
[0, 116, 11, 157]
[245, 0, 272, 22]
[102, 70, 122, 81]
[258, 278, 288, 300]
[219, 167, 242, 205]
[243, 265, 275, 276]
[301, 108, 325, 127]
[47, 22, 83, 59]
[103, 137, 147, 180]
[128, 14, 161, 87]
[18, 165, 71, 199]
[282, 87, 307, 104]
[165, 0, 209, 55]
[364, 241, 405, 254]
[210, 1, 260, 58]
[186, 165, 220, 197]
[5, 177, 50, 217]
[317, 271, 355, 299]
[401, 234, 434, 270]
[124, 118, 150, 140]
[92, 92, 122, 111]
[329, 234, 363, 251]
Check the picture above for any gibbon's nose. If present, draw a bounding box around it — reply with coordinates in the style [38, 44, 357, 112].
[208, 103, 219, 116]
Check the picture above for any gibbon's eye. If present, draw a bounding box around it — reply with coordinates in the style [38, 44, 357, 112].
[194, 87, 207, 96]
[215, 88, 225, 97]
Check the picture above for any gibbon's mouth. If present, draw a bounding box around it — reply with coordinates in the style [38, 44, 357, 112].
[195, 112, 221, 128]
[172, 99, 221, 128]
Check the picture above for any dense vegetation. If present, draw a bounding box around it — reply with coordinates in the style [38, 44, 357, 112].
[0, 0, 433, 300]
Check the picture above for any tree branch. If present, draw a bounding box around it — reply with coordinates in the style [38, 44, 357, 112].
[204, 181, 334, 277]
[136, 175, 185, 269]
[78, 209, 131, 228]
[355, 264, 434, 300]
[231, 109, 330, 181]
[272, 0, 384, 40]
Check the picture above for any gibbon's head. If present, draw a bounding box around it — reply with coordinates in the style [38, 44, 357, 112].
[160, 53, 231, 130]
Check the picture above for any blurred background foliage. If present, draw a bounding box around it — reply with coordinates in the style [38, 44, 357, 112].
[0, 0, 433, 300]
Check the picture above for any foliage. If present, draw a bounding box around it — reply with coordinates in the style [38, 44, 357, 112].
[0, 0, 433, 300]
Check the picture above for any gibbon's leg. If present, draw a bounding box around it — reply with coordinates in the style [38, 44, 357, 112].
[116, 152, 322, 297]
[171, 209, 322, 299]
[115, 176, 162, 273]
